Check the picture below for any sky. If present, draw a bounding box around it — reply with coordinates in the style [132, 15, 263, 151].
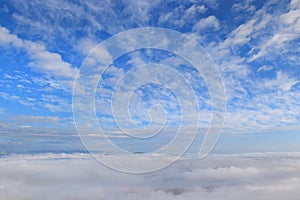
[0, 0, 300, 155]
[0, 1, 300, 199]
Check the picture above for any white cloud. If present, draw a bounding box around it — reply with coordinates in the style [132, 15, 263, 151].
[196, 1, 300, 132]
[7, 0, 104, 46]
[222, 19, 256, 48]
[0, 26, 77, 79]
[264, 71, 299, 92]
[12, 13, 43, 30]
[0, 153, 300, 200]
[186, 4, 207, 15]
[0, 115, 71, 131]
[280, 0, 300, 26]
[232, 1, 256, 13]
[249, 33, 298, 62]
[76, 38, 99, 56]
[248, 0, 300, 62]
[193, 15, 220, 32]
[290, 0, 300, 9]
[13, 115, 60, 124]
[1, 0, 299, 133]
[257, 65, 273, 72]
[121, 0, 161, 24]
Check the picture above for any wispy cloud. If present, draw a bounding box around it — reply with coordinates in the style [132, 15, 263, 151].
[0, 0, 299, 137]
[0, 26, 77, 79]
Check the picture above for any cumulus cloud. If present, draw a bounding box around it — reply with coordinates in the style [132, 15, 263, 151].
[192, 15, 220, 32]
[0, 153, 300, 200]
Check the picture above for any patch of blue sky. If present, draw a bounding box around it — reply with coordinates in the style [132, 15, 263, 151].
[0, 0, 299, 154]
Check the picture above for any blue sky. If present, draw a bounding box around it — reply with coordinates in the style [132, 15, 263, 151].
[0, 0, 299, 154]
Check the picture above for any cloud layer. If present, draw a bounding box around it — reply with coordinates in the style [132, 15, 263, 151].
[1, 152, 300, 200]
